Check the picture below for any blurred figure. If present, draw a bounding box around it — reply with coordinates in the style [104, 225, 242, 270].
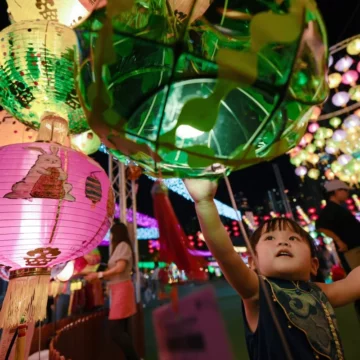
[317, 180, 360, 273]
[86, 222, 139, 360]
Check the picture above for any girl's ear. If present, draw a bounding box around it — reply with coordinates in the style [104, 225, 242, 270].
[248, 254, 257, 271]
[310, 257, 319, 277]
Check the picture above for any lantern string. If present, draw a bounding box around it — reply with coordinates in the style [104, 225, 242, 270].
[5, 327, 18, 360]
[38, 320, 41, 360]
[223, 174, 293, 360]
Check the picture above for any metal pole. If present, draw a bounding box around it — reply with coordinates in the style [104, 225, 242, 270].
[272, 163, 294, 219]
[131, 180, 141, 303]
[119, 162, 127, 224]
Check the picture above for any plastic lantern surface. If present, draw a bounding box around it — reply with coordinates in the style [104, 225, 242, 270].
[0, 109, 101, 154]
[6, 0, 103, 28]
[0, 142, 114, 328]
[0, 20, 89, 134]
[76, 0, 328, 178]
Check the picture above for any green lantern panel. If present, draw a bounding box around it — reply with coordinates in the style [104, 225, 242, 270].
[76, 0, 328, 178]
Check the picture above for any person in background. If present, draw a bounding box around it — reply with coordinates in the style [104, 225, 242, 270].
[151, 261, 161, 299]
[86, 222, 139, 360]
[316, 179, 360, 319]
[316, 180, 360, 273]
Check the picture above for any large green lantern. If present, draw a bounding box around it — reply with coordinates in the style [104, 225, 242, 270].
[0, 20, 89, 134]
[76, 0, 328, 178]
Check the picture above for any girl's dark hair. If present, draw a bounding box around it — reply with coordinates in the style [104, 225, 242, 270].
[111, 221, 135, 270]
[250, 218, 316, 257]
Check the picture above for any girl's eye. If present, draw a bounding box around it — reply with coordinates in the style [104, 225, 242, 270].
[265, 236, 274, 241]
[289, 236, 299, 241]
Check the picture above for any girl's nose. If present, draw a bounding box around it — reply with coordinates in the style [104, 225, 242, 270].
[277, 241, 290, 247]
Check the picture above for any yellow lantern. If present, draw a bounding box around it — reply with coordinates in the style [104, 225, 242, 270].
[310, 106, 321, 121]
[308, 154, 319, 165]
[349, 86, 360, 102]
[325, 169, 335, 180]
[314, 139, 325, 148]
[6, 0, 102, 28]
[327, 73, 342, 89]
[290, 156, 303, 167]
[329, 117, 342, 128]
[331, 161, 342, 173]
[346, 38, 360, 55]
[306, 144, 316, 153]
[308, 168, 320, 180]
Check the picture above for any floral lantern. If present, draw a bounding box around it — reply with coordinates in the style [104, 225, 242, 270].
[6, 0, 105, 27]
[75, 0, 328, 178]
[0, 109, 101, 154]
[0, 139, 113, 329]
[0, 20, 90, 134]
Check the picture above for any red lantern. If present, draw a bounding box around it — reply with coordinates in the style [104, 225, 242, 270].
[0, 142, 113, 329]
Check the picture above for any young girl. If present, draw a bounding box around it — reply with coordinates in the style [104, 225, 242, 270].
[184, 179, 360, 360]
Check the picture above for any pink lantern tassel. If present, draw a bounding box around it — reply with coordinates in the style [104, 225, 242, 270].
[0, 269, 50, 329]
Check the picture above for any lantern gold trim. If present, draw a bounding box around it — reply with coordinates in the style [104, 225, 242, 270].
[0, 268, 51, 329]
[9, 267, 50, 280]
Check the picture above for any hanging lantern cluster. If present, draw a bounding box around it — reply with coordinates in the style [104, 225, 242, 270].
[289, 35, 360, 184]
[0, 0, 115, 347]
[75, 0, 328, 178]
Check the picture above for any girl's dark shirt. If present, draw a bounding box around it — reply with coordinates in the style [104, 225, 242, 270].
[242, 277, 344, 360]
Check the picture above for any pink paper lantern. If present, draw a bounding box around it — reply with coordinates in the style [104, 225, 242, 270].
[342, 70, 359, 85]
[308, 122, 319, 133]
[0, 142, 114, 328]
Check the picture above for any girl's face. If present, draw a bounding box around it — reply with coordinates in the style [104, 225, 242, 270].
[249, 229, 319, 281]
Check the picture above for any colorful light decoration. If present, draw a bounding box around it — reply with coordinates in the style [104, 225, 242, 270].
[289, 35, 360, 184]
[75, 0, 327, 178]
[0, 140, 113, 329]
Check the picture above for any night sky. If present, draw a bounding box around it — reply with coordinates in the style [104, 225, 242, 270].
[0, 0, 359, 231]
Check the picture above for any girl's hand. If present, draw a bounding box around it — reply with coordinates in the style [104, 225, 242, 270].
[85, 272, 98, 282]
[183, 179, 218, 204]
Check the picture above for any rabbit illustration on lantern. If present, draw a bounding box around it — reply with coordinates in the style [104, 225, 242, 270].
[4, 145, 76, 201]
